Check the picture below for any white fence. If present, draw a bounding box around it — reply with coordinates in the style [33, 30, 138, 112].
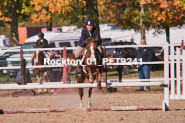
[0, 42, 185, 111]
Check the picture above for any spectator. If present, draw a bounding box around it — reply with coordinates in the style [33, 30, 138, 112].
[136, 39, 153, 91]
[114, 48, 123, 82]
[16, 68, 32, 91]
[16, 69, 32, 85]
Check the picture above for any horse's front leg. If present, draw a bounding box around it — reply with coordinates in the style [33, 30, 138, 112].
[96, 68, 102, 90]
[87, 67, 94, 83]
[43, 71, 48, 93]
[87, 88, 92, 108]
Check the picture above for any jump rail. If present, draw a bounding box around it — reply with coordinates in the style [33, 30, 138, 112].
[0, 82, 164, 90]
[1, 105, 162, 114]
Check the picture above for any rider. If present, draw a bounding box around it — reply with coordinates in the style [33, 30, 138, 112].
[75, 18, 108, 74]
[30, 32, 48, 70]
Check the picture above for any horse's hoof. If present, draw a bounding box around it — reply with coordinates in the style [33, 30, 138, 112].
[44, 89, 48, 93]
[98, 87, 102, 90]
[87, 104, 91, 108]
[97, 82, 102, 90]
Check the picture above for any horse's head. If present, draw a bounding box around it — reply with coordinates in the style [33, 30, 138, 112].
[85, 37, 98, 60]
[33, 45, 44, 64]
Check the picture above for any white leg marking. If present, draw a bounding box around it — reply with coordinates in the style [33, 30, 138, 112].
[80, 100, 83, 108]
[87, 97, 91, 108]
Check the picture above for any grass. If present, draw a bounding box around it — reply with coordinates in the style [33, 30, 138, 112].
[0, 70, 164, 84]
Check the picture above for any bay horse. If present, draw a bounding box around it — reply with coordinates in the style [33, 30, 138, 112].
[33, 45, 49, 93]
[76, 37, 102, 108]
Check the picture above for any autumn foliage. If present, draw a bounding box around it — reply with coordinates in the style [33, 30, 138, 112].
[30, 0, 86, 22]
[104, 0, 185, 32]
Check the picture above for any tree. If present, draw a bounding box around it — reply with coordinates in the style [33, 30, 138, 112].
[82, 0, 99, 28]
[104, 0, 149, 39]
[30, 0, 86, 31]
[148, 0, 185, 42]
[97, 0, 109, 24]
[104, 0, 185, 42]
[55, 0, 85, 28]
[0, 0, 31, 46]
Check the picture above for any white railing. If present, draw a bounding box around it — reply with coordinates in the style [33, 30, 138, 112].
[1, 42, 185, 111]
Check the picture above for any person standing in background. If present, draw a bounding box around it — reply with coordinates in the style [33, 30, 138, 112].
[136, 39, 153, 91]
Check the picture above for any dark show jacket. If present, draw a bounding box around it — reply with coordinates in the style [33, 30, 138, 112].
[77, 27, 102, 47]
[136, 47, 153, 62]
[36, 38, 48, 48]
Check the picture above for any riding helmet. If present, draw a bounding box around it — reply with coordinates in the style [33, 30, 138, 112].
[37, 32, 44, 38]
[85, 18, 94, 25]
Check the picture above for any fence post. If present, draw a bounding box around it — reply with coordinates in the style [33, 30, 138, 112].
[163, 42, 169, 111]
[170, 45, 175, 99]
[20, 49, 25, 85]
[103, 46, 107, 83]
[102, 46, 108, 93]
[63, 46, 66, 84]
[182, 50, 185, 99]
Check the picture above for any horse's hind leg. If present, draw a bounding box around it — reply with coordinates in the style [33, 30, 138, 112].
[43, 71, 48, 93]
[87, 88, 92, 107]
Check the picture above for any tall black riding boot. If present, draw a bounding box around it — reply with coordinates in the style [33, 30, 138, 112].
[75, 56, 83, 74]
